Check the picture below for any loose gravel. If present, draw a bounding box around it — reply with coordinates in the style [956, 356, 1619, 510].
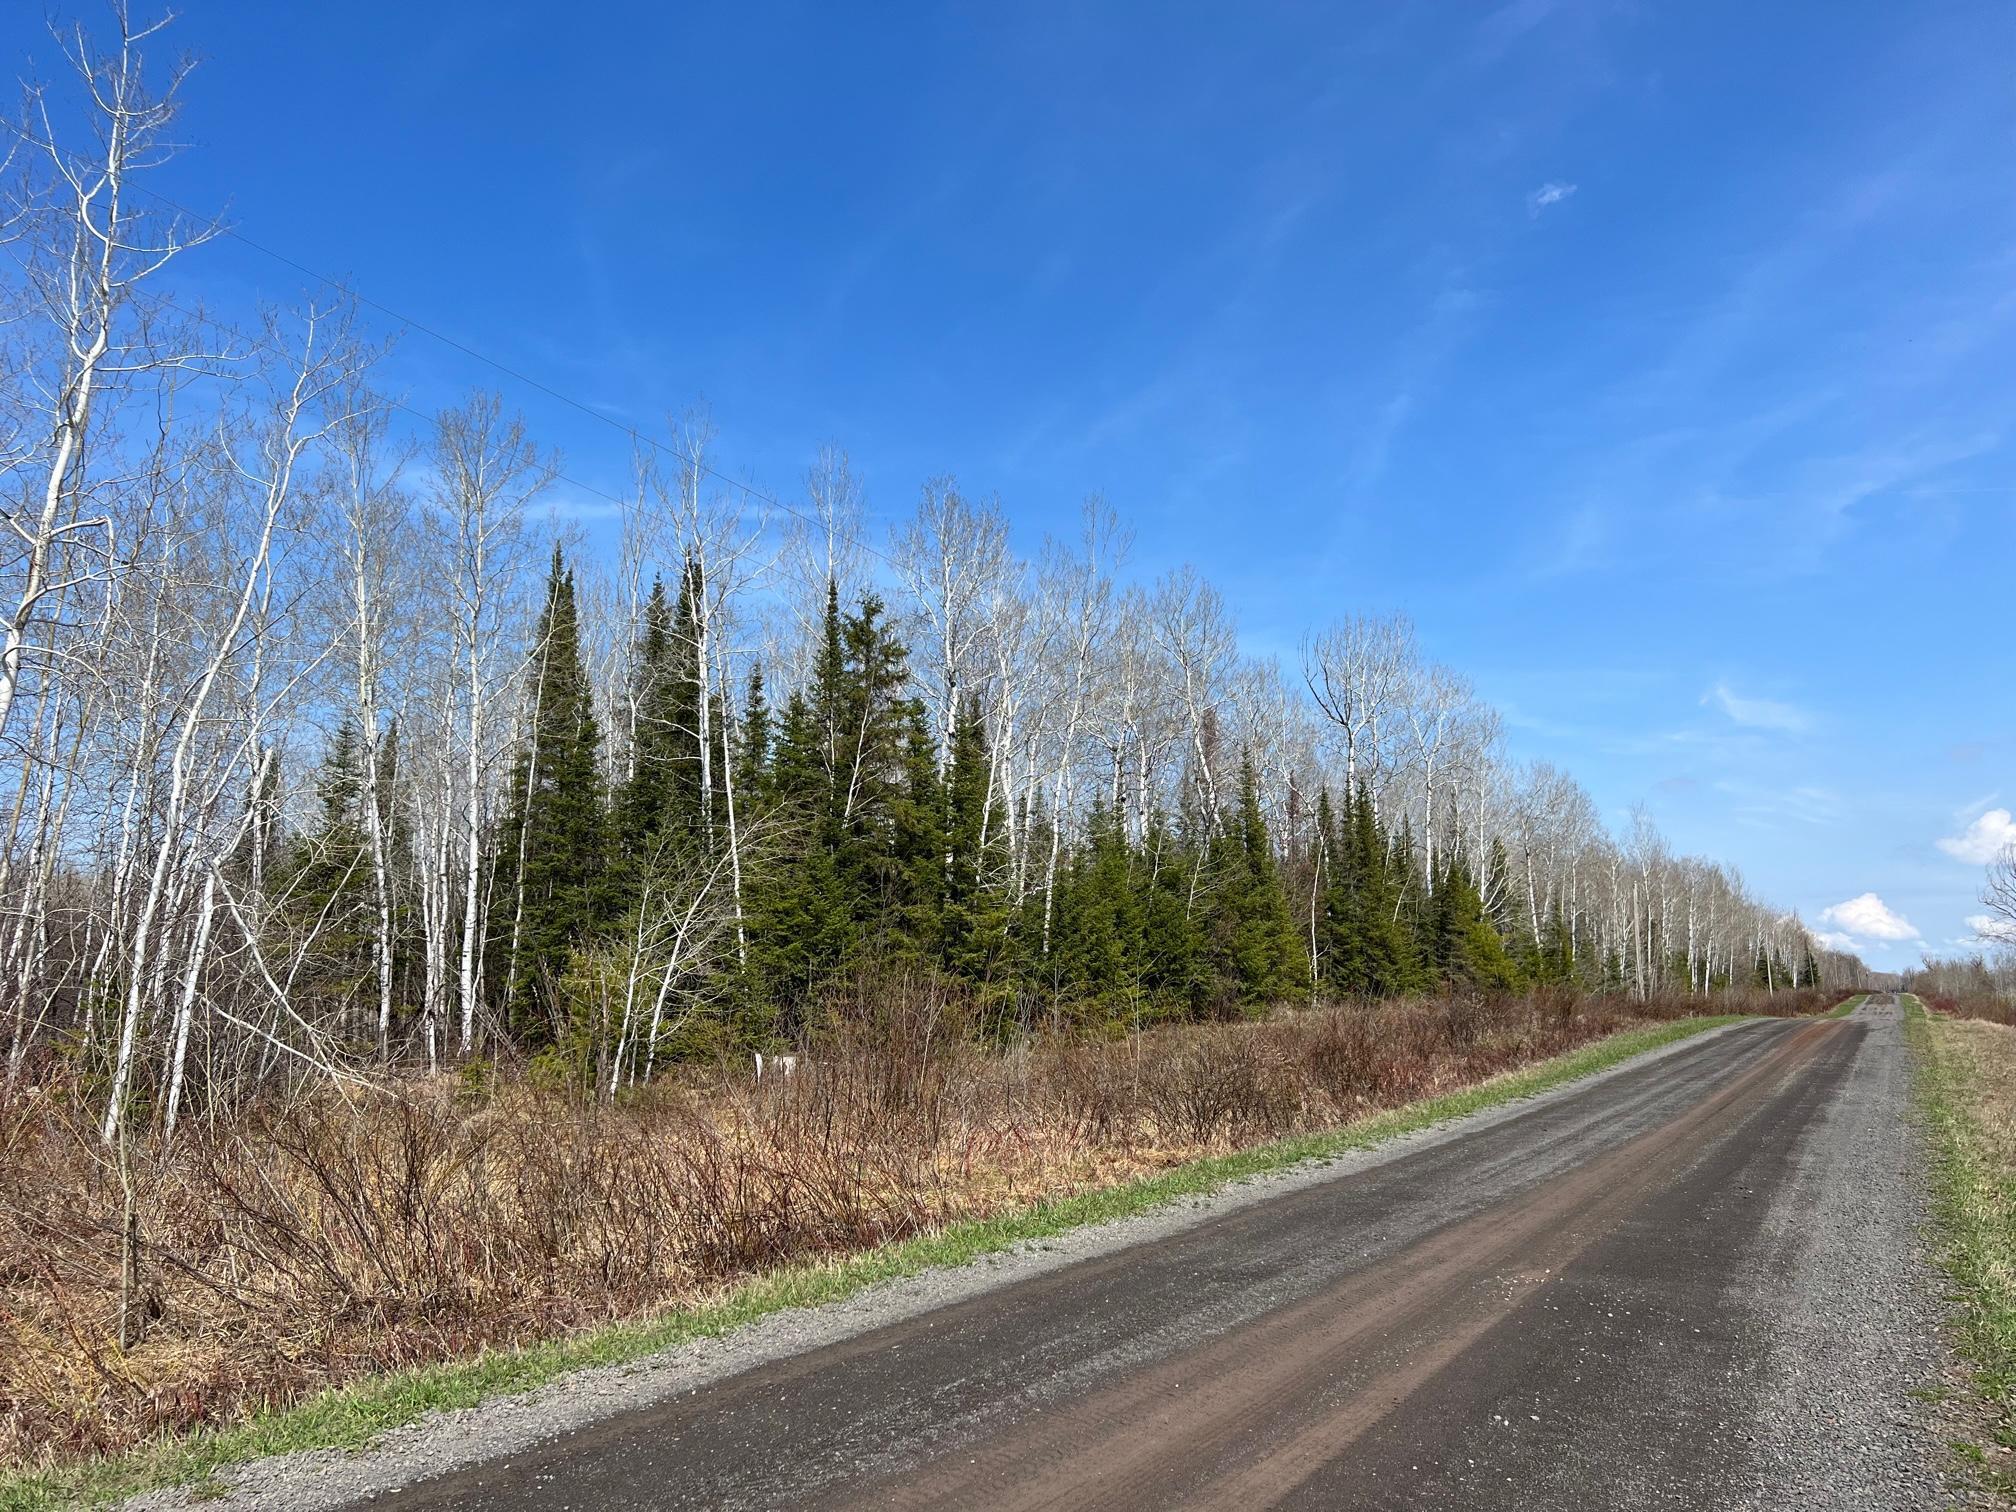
[1729, 998, 1981, 1510]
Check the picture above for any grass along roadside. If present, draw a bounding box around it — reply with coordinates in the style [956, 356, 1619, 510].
[0, 1011, 1760, 1511]
[1905, 993, 2016, 1497]
[1827, 993, 1870, 1018]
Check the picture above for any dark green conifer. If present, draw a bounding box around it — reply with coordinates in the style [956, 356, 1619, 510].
[1427, 852, 1522, 990]
[743, 584, 923, 1030]
[941, 699, 1015, 989]
[1138, 812, 1205, 1009]
[1054, 796, 1143, 1006]
[495, 547, 608, 1039]
[1348, 784, 1423, 996]
[739, 664, 771, 789]
[884, 698, 947, 957]
[1207, 753, 1310, 1012]
[278, 720, 373, 1016]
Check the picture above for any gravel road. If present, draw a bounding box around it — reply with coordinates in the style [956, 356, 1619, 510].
[152, 1000, 1957, 1511]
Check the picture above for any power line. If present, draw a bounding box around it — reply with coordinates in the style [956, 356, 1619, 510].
[0, 113, 903, 571]
[141, 287, 639, 519]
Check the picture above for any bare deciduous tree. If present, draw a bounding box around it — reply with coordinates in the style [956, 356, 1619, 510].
[1302, 613, 1415, 800]
[429, 394, 553, 1056]
[0, 6, 220, 754]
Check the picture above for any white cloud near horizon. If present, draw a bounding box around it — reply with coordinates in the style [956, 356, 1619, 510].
[1937, 807, 2016, 865]
[1966, 913, 2016, 944]
[1811, 928, 1863, 954]
[1817, 892, 1920, 943]
[1703, 682, 1811, 733]
[1528, 181, 1577, 215]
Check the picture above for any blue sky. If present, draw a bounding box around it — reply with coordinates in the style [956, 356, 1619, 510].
[14, 1, 2015, 967]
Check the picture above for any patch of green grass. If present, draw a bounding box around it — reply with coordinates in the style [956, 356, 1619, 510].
[1825, 993, 1869, 1019]
[0, 1012, 1753, 1511]
[1905, 993, 2016, 1498]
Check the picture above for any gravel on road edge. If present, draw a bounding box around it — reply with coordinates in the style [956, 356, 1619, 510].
[1728, 998, 1962, 1510]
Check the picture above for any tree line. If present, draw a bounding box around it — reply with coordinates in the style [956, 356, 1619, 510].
[0, 11, 1869, 1136]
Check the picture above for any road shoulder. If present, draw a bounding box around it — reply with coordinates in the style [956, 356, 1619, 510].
[1911, 996, 2016, 1501]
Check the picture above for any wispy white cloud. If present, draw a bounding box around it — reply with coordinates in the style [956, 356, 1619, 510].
[1343, 278, 1485, 494]
[1703, 682, 1811, 733]
[1527, 181, 1577, 216]
[537, 490, 627, 524]
[1965, 913, 2016, 944]
[1817, 892, 1920, 943]
[1712, 779, 1840, 828]
[1812, 929, 1863, 954]
[1937, 807, 2016, 865]
[1531, 499, 1610, 579]
[1480, 0, 1560, 49]
[1517, 151, 2016, 588]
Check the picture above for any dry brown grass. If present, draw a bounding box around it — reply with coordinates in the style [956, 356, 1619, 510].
[1920, 1011, 2016, 1486]
[1941, 1020, 2016, 1362]
[1942, 1019, 2016, 1155]
[1922, 993, 2016, 1028]
[0, 982, 1828, 1471]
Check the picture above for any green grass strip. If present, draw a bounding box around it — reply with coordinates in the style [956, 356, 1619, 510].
[0, 1011, 1757, 1510]
[1826, 993, 1870, 1019]
[1904, 994, 2016, 1496]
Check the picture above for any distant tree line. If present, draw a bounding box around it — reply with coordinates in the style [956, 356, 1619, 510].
[277, 538, 1834, 1091]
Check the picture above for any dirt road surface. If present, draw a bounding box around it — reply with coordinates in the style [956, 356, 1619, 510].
[225, 1001, 1951, 1510]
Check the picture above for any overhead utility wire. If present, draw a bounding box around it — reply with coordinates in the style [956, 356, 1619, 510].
[0, 114, 902, 571]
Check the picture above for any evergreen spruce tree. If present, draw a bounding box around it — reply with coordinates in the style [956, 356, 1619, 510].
[1534, 897, 1576, 984]
[744, 685, 849, 1023]
[941, 698, 1014, 987]
[616, 567, 706, 872]
[1426, 852, 1522, 990]
[1318, 784, 1378, 997]
[1484, 836, 1538, 970]
[743, 584, 924, 1034]
[494, 547, 608, 1040]
[1602, 947, 1627, 994]
[831, 593, 913, 905]
[667, 561, 708, 841]
[615, 576, 673, 865]
[884, 699, 947, 959]
[279, 720, 373, 1016]
[738, 664, 771, 790]
[1054, 796, 1143, 1010]
[1349, 785, 1426, 996]
[1137, 811, 1205, 1011]
[1205, 753, 1309, 1013]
